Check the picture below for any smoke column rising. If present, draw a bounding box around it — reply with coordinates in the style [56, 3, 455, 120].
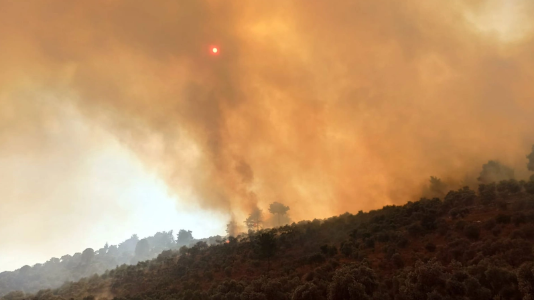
[1, 0, 534, 229]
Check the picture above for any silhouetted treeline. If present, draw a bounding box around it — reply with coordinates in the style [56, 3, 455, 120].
[0, 230, 222, 296]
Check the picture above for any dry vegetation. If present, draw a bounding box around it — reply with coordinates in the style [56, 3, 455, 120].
[3, 176, 534, 300]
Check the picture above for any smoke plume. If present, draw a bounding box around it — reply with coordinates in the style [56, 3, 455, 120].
[2, 0, 534, 224]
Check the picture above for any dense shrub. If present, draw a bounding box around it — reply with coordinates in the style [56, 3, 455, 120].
[292, 283, 325, 300]
[340, 241, 355, 257]
[497, 179, 521, 197]
[320, 245, 337, 257]
[395, 234, 409, 249]
[444, 187, 476, 208]
[408, 224, 424, 237]
[492, 225, 502, 236]
[517, 262, 534, 299]
[454, 220, 467, 230]
[512, 213, 526, 226]
[308, 254, 326, 265]
[524, 180, 534, 194]
[479, 183, 497, 205]
[392, 253, 404, 268]
[484, 219, 497, 230]
[496, 214, 511, 224]
[425, 242, 437, 252]
[522, 224, 534, 239]
[449, 207, 469, 219]
[328, 264, 377, 300]
[464, 224, 481, 240]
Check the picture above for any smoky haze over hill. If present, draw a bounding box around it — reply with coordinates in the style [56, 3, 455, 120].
[2, 0, 534, 271]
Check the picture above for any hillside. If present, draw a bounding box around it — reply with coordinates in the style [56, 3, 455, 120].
[0, 231, 223, 297]
[3, 178, 534, 300]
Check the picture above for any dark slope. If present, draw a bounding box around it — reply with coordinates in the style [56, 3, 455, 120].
[4, 179, 534, 300]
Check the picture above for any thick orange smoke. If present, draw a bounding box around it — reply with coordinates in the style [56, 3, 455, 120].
[2, 0, 534, 222]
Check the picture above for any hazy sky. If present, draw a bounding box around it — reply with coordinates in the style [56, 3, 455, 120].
[1, 0, 534, 272]
[0, 98, 227, 271]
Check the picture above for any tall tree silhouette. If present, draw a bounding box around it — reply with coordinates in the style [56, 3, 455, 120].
[478, 160, 515, 183]
[429, 176, 447, 197]
[226, 220, 238, 237]
[245, 208, 263, 231]
[134, 239, 150, 261]
[268, 202, 290, 226]
[177, 230, 193, 246]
